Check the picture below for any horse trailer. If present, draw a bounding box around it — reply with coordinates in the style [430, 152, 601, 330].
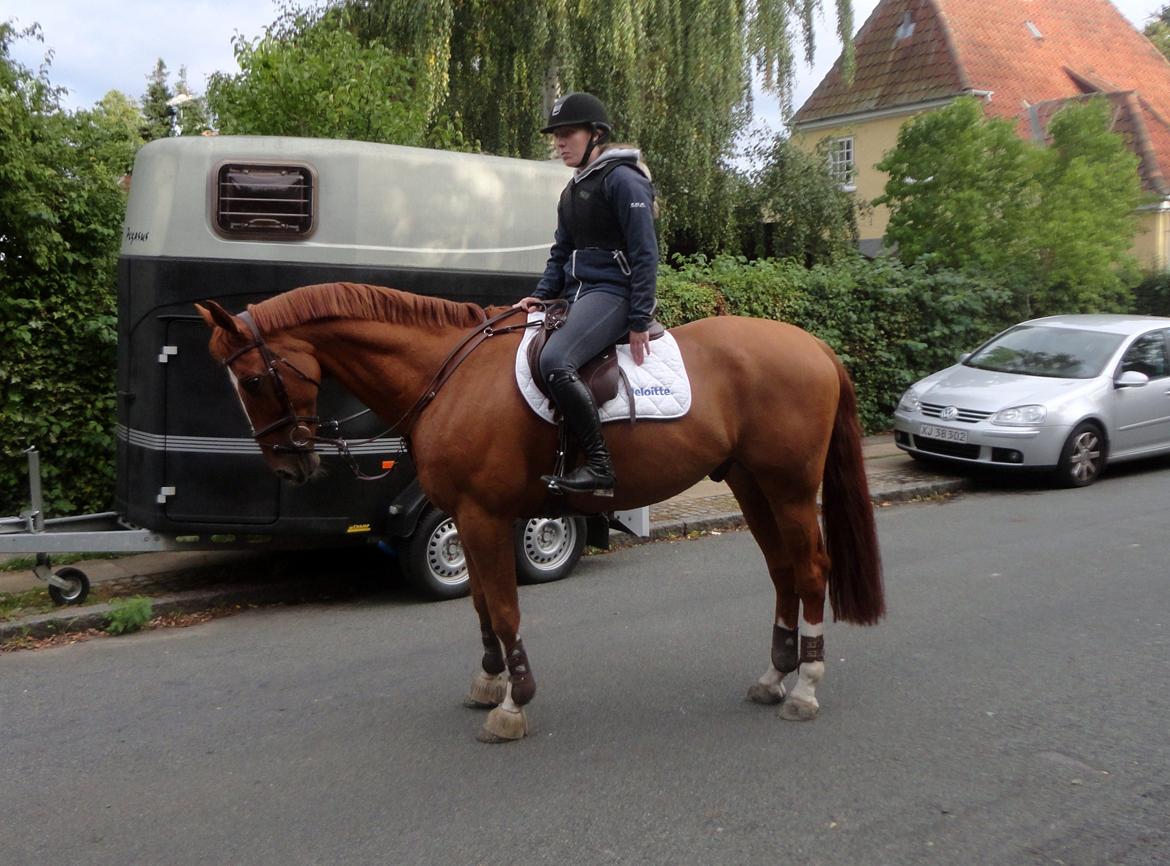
[3, 136, 626, 602]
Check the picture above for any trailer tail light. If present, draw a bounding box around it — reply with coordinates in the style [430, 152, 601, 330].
[213, 162, 316, 239]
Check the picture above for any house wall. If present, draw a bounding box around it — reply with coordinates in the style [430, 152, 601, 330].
[795, 114, 1170, 273]
[792, 111, 932, 248]
[1132, 208, 1169, 272]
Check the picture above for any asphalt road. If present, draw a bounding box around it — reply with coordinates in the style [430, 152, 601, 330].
[3, 465, 1169, 866]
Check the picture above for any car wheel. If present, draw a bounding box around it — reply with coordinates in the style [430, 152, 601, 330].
[402, 508, 470, 600]
[1055, 422, 1106, 488]
[514, 516, 586, 584]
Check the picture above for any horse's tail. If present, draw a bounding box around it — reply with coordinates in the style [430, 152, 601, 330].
[821, 355, 886, 625]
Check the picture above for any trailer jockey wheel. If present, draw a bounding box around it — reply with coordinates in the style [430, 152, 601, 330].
[48, 567, 91, 606]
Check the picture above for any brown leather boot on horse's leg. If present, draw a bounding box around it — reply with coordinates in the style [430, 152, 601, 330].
[478, 639, 535, 743]
[540, 369, 615, 495]
[464, 623, 508, 708]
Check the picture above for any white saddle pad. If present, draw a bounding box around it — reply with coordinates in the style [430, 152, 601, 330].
[515, 312, 692, 424]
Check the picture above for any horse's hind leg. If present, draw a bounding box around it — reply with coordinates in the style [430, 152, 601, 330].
[728, 467, 829, 720]
[726, 468, 801, 706]
[772, 496, 829, 721]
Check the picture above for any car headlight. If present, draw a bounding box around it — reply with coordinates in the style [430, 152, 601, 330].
[992, 404, 1047, 426]
[898, 389, 921, 412]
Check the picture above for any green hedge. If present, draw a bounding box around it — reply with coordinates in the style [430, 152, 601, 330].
[658, 255, 1014, 431]
[1132, 271, 1170, 317]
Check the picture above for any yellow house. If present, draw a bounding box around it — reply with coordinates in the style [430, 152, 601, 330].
[791, 0, 1170, 269]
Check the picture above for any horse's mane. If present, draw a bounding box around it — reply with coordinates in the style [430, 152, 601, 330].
[249, 283, 487, 333]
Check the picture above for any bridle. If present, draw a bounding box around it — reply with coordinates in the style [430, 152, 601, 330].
[222, 310, 322, 455]
[220, 303, 554, 481]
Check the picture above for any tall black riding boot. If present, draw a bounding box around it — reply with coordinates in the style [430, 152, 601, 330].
[541, 370, 616, 495]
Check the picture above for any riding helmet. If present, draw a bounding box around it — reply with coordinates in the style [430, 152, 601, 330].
[541, 92, 612, 134]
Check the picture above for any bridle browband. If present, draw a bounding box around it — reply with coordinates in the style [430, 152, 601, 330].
[220, 303, 554, 481]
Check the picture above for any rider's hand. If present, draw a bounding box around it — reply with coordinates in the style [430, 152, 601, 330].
[629, 329, 650, 366]
[515, 296, 544, 313]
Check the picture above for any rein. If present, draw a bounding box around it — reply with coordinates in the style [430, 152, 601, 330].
[223, 303, 552, 481]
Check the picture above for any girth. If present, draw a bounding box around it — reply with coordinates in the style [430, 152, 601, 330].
[525, 302, 666, 422]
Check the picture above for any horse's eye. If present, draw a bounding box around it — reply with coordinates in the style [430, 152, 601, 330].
[241, 375, 265, 394]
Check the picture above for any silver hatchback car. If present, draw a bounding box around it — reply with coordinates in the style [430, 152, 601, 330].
[893, 314, 1170, 486]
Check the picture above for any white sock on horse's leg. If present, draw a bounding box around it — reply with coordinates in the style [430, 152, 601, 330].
[780, 614, 824, 721]
[747, 663, 788, 704]
[479, 680, 529, 742]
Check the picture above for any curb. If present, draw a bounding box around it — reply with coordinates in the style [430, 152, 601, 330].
[1, 476, 968, 643]
[0, 579, 337, 643]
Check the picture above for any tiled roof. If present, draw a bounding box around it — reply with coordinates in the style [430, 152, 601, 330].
[793, 0, 969, 122]
[793, 0, 1170, 195]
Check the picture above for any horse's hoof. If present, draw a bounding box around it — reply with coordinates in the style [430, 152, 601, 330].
[778, 696, 819, 721]
[477, 706, 529, 743]
[746, 683, 785, 705]
[465, 671, 507, 708]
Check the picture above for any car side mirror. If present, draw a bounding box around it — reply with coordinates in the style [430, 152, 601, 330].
[1115, 370, 1150, 388]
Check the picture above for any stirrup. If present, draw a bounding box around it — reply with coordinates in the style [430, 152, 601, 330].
[541, 470, 615, 497]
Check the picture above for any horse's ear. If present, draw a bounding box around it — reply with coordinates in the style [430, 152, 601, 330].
[195, 300, 245, 335]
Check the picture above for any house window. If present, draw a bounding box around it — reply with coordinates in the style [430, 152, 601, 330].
[826, 137, 855, 190]
[895, 11, 916, 40]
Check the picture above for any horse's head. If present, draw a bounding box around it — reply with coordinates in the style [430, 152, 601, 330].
[196, 300, 324, 485]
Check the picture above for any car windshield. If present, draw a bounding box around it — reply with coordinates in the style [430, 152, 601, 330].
[964, 325, 1125, 379]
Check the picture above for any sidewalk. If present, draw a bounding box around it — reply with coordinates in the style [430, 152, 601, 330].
[0, 435, 967, 640]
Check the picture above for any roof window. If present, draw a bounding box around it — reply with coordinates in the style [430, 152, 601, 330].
[895, 11, 916, 41]
[214, 163, 316, 240]
[1025, 20, 1043, 39]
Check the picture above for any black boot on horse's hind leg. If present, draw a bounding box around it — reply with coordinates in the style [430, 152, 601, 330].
[541, 370, 615, 496]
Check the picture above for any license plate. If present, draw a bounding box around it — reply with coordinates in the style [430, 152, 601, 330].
[918, 424, 968, 443]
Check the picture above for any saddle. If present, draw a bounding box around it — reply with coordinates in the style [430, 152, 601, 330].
[525, 302, 666, 421]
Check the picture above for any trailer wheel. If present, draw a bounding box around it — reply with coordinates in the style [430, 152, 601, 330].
[402, 508, 471, 600]
[48, 567, 90, 606]
[514, 517, 586, 584]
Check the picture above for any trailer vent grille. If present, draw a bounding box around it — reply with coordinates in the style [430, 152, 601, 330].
[215, 163, 315, 239]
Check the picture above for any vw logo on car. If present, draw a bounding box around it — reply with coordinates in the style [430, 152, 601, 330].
[939, 406, 959, 421]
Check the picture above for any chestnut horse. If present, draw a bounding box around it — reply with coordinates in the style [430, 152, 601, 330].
[197, 283, 883, 742]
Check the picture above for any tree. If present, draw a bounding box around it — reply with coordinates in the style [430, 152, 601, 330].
[205, 9, 464, 146]
[76, 90, 145, 175]
[876, 97, 1141, 315]
[1027, 99, 1143, 312]
[140, 58, 174, 141]
[1, 21, 135, 514]
[321, 0, 856, 253]
[737, 136, 858, 265]
[1145, 5, 1170, 61]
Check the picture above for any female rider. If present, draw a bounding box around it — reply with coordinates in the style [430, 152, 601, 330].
[516, 92, 659, 495]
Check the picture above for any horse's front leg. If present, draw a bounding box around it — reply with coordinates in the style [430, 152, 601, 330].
[456, 506, 535, 743]
[464, 586, 508, 709]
